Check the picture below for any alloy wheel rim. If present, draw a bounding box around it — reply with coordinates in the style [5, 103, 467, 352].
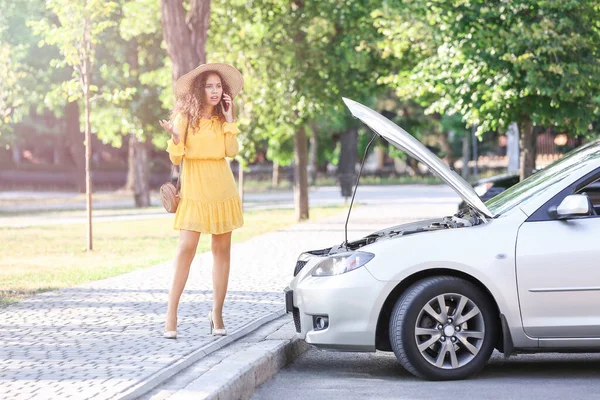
[414, 293, 485, 369]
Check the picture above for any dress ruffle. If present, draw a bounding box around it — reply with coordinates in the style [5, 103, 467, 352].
[166, 139, 185, 155]
[173, 195, 244, 234]
[223, 122, 240, 135]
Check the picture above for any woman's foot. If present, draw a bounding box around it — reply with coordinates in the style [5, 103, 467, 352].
[208, 310, 227, 336]
[164, 314, 178, 339]
[163, 330, 177, 339]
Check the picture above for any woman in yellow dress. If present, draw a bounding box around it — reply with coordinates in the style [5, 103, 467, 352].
[158, 63, 244, 339]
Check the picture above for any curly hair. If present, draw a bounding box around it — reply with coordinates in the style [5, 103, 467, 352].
[170, 71, 232, 127]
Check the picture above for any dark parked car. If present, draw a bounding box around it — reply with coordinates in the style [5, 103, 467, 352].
[458, 172, 520, 210]
[473, 173, 521, 200]
[461, 169, 600, 211]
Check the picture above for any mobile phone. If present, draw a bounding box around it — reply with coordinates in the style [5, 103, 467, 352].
[221, 97, 229, 112]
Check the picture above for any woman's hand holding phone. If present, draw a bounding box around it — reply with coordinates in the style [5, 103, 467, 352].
[221, 94, 234, 123]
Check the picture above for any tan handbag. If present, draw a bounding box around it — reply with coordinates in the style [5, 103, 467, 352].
[160, 117, 189, 213]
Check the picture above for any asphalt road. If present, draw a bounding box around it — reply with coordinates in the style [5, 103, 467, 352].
[253, 347, 600, 400]
[0, 185, 460, 227]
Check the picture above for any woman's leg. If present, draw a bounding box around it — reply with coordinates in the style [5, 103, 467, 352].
[165, 229, 201, 332]
[211, 231, 233, 328]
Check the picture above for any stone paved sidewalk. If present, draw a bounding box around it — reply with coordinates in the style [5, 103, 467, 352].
[0, 193, 458, 400]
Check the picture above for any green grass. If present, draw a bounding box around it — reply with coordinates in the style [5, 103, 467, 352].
[0, 205, 345, 305]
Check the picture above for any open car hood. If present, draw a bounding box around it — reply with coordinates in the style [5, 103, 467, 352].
[343, 98, 493, 218]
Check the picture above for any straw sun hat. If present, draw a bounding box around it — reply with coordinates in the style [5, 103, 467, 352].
[174, 63, 244, 99]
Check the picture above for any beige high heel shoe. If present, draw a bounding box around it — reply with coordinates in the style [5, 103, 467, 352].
[163, 330, 177, 339]
[208, 310, 227, 336]
[164, 315, 177, 339]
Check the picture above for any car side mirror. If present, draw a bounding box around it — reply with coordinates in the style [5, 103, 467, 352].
[550, 194, 591, 220]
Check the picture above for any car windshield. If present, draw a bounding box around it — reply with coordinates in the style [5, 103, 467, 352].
[485, 141, 600, 216]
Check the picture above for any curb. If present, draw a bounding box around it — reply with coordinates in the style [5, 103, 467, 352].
[119, 309, 287, 400]
[206, 333, 309, 400]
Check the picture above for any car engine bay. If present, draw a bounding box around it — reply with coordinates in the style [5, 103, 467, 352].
[326, 207, 485, 254]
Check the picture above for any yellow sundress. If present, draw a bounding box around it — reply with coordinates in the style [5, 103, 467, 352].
[166, 113, 244, 234]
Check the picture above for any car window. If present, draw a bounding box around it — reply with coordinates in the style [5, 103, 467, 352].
[576, 178, 600, 213]
[486, 141, 600, 216]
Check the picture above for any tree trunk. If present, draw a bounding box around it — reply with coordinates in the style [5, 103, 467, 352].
[83, 58, 93, 251]
[471, 125, 478, 181]
[161, 0, 210, 192]
[407, 158, 424, 177]
[375, 146, 386, 172]
[11, 143, 21, 164]
[53, 146, 62, 165]
[438, 131, 455, 169]
[293, 126, 309, 221]
[126, 134, 151, 207]
[124, 139, 135, 192]
[338, 127, 358, 198]
[308, 122, 318, 185]
[123, 44, 151, 208]
[461, 133, 470, 180]
[124, 41, 137, 193]
[291, 0, 309, 220]
[507, 122, 520, 173]
[519, 118, 536, 181]
[272, 161, 280, 187]
[65, 101, 86, 192]
[160, 0, 210, 84]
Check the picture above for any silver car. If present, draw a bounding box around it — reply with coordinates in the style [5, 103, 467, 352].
[285, 98, 600, 380]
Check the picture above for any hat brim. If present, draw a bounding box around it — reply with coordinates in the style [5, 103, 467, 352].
[175, 63, 244, 99]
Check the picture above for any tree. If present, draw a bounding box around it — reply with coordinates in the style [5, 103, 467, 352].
[161, 0, 210, 84]
[0, 1, 30, 142]
[158, 0, 211, 208]
[209, 0, 392, 220]
[0, 43, 25, 143]
[0, 0, 61, 144]
[0, 0, 89, 190]
[208, 0, 311, 219]
[91, 0, 168, 207]
[30, 0, 118, 251]
[377, 0, 600, 180]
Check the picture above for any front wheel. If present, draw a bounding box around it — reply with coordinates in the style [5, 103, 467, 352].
[389, 276, 498, 380]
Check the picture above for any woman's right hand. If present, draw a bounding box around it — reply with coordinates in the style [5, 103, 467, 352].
[159, 119, 180, 144]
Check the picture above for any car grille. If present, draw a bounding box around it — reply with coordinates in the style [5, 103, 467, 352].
[293, 260, 307, 276]
[292, 307, 301, 333]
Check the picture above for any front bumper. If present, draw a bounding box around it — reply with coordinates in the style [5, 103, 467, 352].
[286, 265, 387, 352]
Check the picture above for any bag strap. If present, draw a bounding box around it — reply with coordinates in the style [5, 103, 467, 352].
[176, 115, 190, 192]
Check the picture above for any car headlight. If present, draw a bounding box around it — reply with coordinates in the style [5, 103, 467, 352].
[311, 252, 375, 277]
[474, 182, 493, 196]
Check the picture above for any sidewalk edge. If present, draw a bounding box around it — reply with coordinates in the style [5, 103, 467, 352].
[207, 333, 309, 400]
[119, 308, 286, 400]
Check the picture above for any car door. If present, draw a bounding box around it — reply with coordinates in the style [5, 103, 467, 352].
[516, 175, 600, 338]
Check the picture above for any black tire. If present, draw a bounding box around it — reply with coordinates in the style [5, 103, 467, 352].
[389, 276, 498, 380]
